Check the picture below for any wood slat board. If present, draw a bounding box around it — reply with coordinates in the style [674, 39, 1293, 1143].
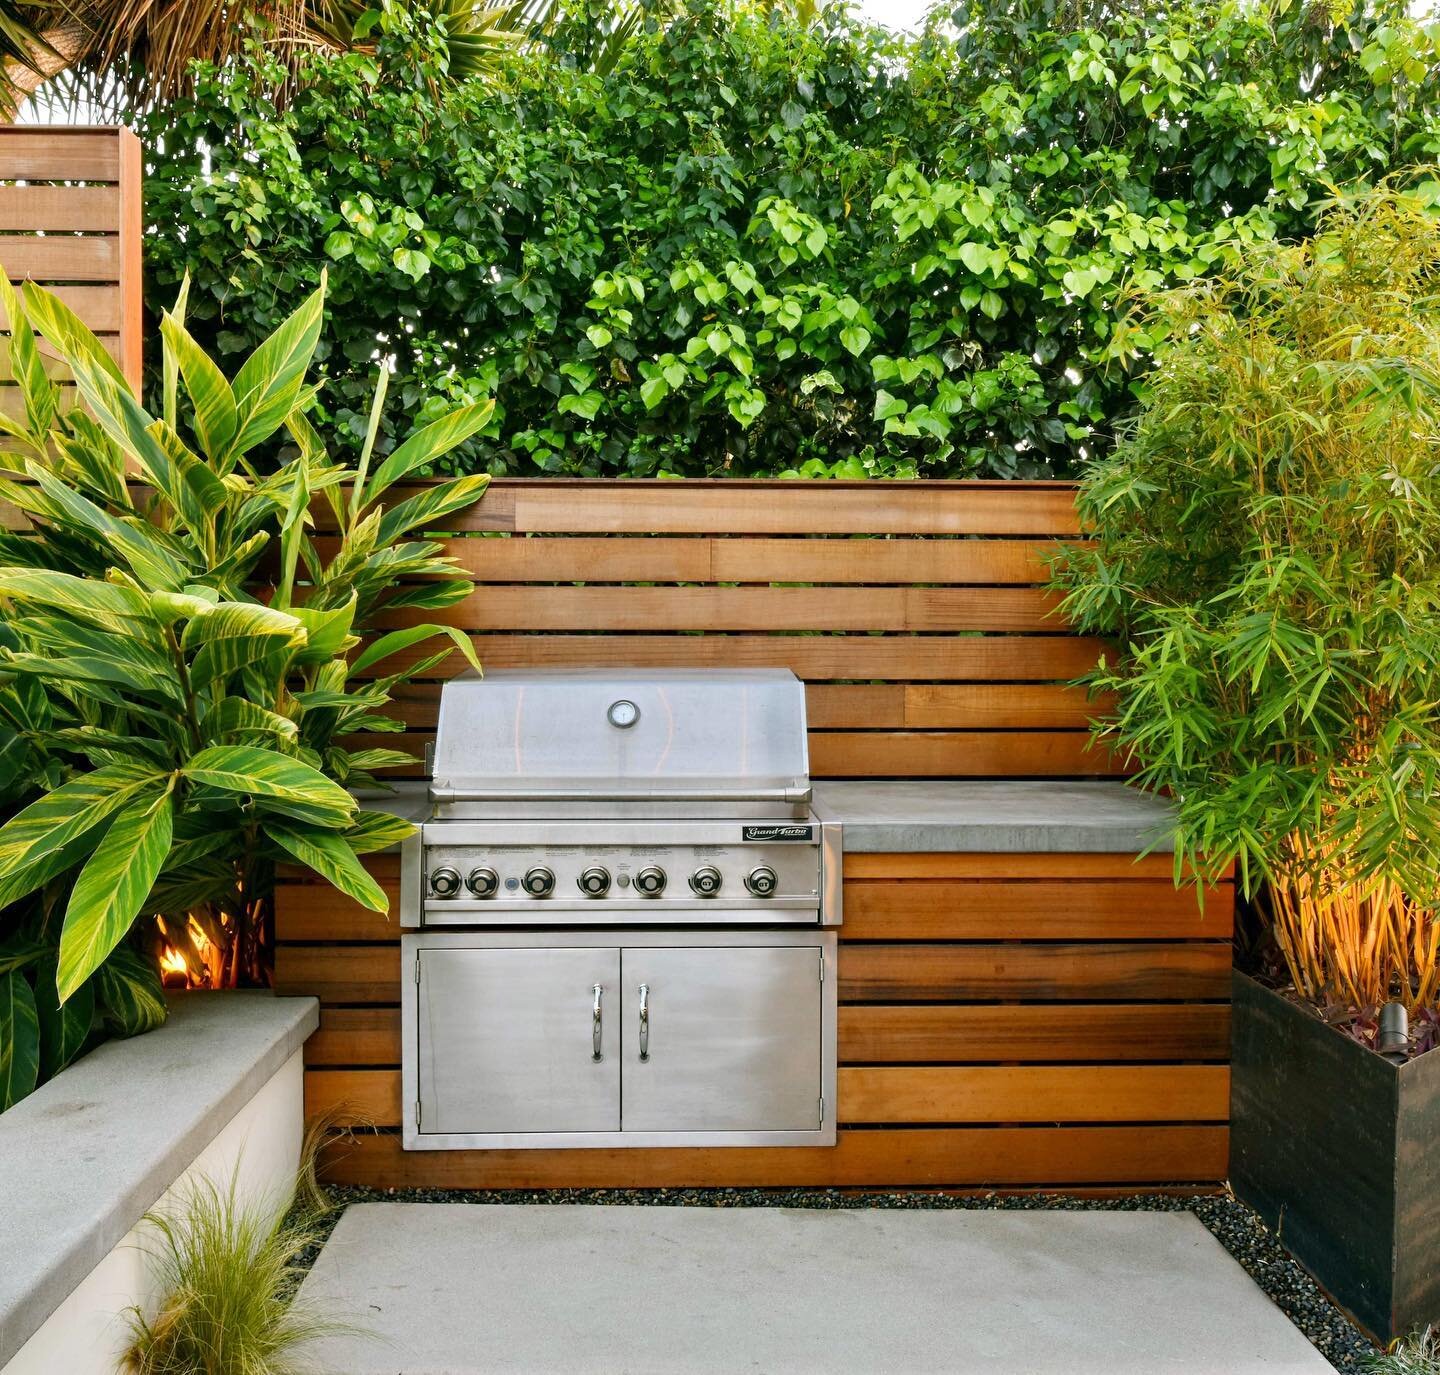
[0, 126, 143, 403]
[320, 478, 1123, 781]
[276, 850, 1235, 1190]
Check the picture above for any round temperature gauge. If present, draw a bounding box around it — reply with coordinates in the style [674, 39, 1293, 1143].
[607, 699, 640, 729]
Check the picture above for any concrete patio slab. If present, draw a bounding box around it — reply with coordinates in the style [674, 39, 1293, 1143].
[298, 1204, 1331, 1374]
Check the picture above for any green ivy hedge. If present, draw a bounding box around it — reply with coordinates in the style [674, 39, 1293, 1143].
[141, 0, 1440, 477]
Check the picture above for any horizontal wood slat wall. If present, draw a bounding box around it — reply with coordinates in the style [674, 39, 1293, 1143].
[0, 127, 143, 417]
[277, 850, 1234, 1190]
[333, 478, 1121, 780]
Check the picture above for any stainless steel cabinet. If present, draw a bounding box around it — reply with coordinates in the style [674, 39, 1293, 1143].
[621, 947, 822, 1132]
[405, 930, 835, 1149]
[415, 946, 620, 1135]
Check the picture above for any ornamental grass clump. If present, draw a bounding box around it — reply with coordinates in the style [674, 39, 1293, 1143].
[1055, 181, 1440, 1023]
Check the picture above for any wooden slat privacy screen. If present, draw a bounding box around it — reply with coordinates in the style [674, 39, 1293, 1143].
[0, 126, 143, 413]
[348, 478, 1121, 779]
[279, 480, 1234, 1190]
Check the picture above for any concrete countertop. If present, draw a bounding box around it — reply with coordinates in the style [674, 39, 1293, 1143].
[813, 780, 1175, 853]
[366, 779, 1175, 853]
[0, 991, 318, 1367]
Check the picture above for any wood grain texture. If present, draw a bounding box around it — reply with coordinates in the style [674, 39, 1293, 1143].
[379, 585, 1068, 632]
[320, 1125, 1229, 1188]
[0, 129, 123, 180]
[838, 943, 1232, 1002]
[0, 185, 119, 230]
[378, 681, 1110, 731]
[0, 235, 121, 281]
[354, 633, 1110, 685]
[275, 941, 1229, 1005]
[842, 879, 1232, 940]
[841, 853, 1232, 881]
[360, 535, 1068, 585]
[315, 480, 1083, 537]
[306, 1064, 1229, 1128]
[838, 1003, 1231, 1063]
[300, 1003, 1233, 1069]
[0, 283, 122, 332]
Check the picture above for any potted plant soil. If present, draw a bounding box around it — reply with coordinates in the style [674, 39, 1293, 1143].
[1054, 181, 1440, 1341]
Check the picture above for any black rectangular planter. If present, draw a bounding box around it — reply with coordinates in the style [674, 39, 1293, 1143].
[1230, 971, 1440, 1340]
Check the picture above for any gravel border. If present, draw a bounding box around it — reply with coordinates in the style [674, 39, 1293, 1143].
[290, 1184, 1377, 1372]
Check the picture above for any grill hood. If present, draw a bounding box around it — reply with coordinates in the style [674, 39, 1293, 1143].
[429, 668, 811, 807]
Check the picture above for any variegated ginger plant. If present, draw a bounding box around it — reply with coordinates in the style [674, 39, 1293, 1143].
[0, 270, 489, 1107]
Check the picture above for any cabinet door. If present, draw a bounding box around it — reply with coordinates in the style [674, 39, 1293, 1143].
[416, 947, 619, 1135]
[621, 946, 822, 1133]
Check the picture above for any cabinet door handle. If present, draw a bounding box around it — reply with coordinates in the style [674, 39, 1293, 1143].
[592, 984, 603, 1061]
[638, 983, 650, 1061]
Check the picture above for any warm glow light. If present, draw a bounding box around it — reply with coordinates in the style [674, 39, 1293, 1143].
[158, 946, 189, 978]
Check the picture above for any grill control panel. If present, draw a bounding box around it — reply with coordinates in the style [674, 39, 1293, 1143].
[416, 821, 827, 925]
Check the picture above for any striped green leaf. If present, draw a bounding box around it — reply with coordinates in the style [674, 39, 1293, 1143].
[362, 401, 496, 507]
[21, 282, 129, 389]
[0, 765, 164, 909]
[0, 268, 55, 442]
[266, 822, 389, 913]
[94, 946, 167, 1038]
[376, 474, 491, 546]
[182, 745, 355, 825]
[160, 311, 239, 459]
[0, 568, 154, 624]
[26, 464, 191, 592]
[350, 622, 482, 675]
[35, 960, 95, 1078]
[291, 595, 357, 666]
[347, 809, 418, 855]
[203, 697, 298, 743]
[57, 784, 175, 1003]
[0, 970, 40, 1109]
[228, 281, 325, 457]
[184, 601, 306, 691]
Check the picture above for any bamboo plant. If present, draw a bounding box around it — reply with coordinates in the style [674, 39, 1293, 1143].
[1054, 180, 1440, 1022]
[0, 270, 489, 1107]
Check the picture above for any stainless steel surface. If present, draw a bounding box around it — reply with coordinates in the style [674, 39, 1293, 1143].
[414, 819, 827, 924]
[414, 945, 619, 1135]
[621, 946, 823, 1133]
[430, 668, 809, 806]
[403, 929, 837, 1150]
[401, 665, 841, 1151]
[592, 984, 604, 1062]
[637, 983, 650, 1062]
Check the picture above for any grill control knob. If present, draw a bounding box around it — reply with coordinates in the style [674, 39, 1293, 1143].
[430, 865, 462, 899]
[522, 865, 555, 898]
[466, 866, 499, 899]
[745, 865, 778, 897]
[634, 866, 666, 897]
[578, 866, 611, 898]
[689, 865, 723, 897]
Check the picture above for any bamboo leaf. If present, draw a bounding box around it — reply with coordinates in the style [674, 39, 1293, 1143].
[57, 783, 175, 1003]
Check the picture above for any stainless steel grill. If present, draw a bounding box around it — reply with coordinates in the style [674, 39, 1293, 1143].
[401, 668, 841, 1151]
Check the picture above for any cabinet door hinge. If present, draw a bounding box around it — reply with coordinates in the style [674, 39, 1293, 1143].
[414, 952, 422, 985]
[819, 1095, 825, 1127]
[818, 952, 824, 983]
[415, 1099, 422, 1130]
